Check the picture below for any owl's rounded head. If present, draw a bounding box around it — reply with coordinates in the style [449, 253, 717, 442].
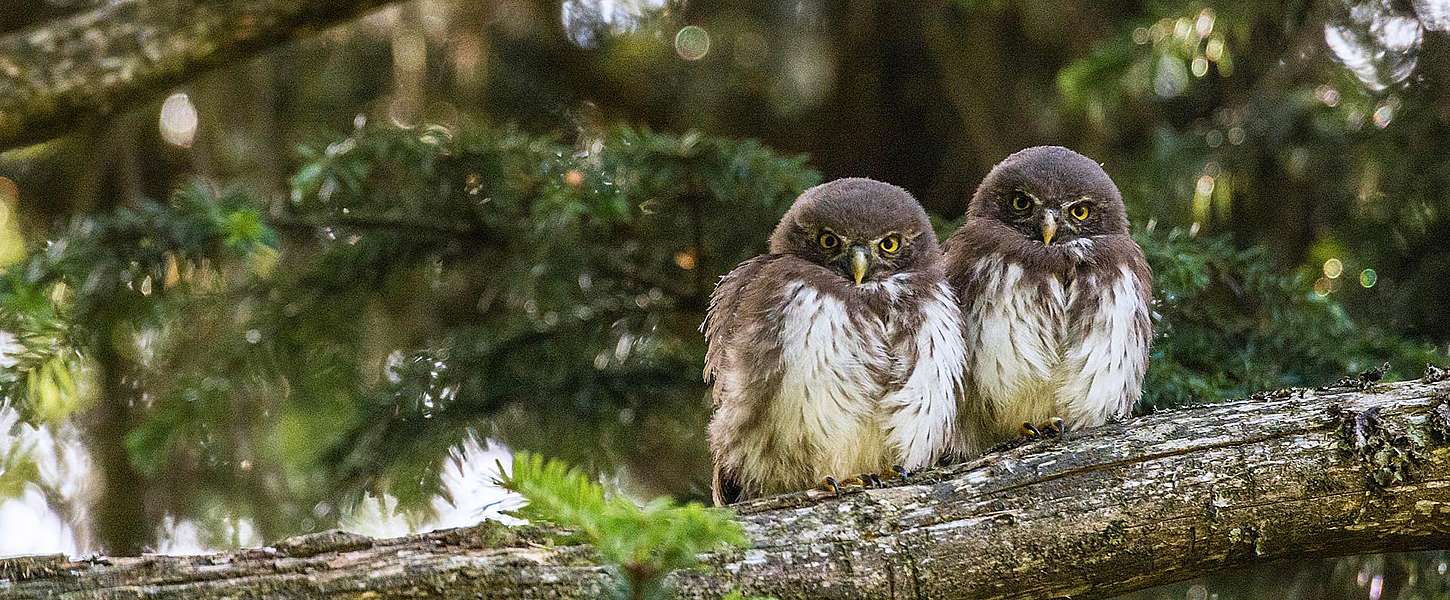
[968, 146, 1128, 246]
[770, 178, 938, 285]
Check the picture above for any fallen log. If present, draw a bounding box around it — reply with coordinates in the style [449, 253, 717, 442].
[4, 375, 1450, 599]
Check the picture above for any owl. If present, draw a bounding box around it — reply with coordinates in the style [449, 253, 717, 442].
[704, 178, 966, 505]
[943, 146, 1152, 456]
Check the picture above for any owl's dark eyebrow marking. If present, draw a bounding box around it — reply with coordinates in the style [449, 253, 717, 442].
[1009, 189, 1041, 203]
[808, 225, 838, 238]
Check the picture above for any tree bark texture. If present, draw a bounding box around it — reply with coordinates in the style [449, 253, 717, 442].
[5, 376, 1450, 599]
[0, 0, 401, 150]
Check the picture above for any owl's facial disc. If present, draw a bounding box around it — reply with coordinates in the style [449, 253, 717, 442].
[814, 227, 914, 285]
[1005, 190, 1098, 246]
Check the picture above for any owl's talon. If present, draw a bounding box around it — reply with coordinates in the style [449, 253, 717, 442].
[1019, 418, 1065, 440]
[817, 476, 842, 496]
[853, 473, 882, 488]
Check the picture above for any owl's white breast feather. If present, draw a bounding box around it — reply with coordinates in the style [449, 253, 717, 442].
[737, 281, 889, 491]
[880, 280, 966, 467]
[963, 256, 1149, 445]
[965, 255, 1062, 431]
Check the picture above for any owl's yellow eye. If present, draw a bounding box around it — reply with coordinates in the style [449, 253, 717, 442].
[1010, 193, 1032, 212]
[878, 235, 901, 254]
[1070, 205, 1091, 221]
[817, 231, 840, 250]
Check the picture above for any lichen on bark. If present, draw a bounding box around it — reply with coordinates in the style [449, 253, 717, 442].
[6, 379, 1450, 599]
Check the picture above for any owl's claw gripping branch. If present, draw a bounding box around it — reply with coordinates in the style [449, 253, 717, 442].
[814, 467, 911, 497]
[832, 465, 912, 494]
[814, 475, 866, 496]
[1019, 417, 1066, 440]
[816, 476, 844, 496]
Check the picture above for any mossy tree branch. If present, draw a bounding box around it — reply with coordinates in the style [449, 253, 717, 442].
[0, 0, 403, 150]
[6, 377, 1450, 599]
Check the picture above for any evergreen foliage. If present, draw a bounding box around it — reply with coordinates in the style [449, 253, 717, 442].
[1140, 228, 1439, 408]
[0, 122, 1439, 536]
[500, 452, 748, 600]
[4, 0, 1450, 595]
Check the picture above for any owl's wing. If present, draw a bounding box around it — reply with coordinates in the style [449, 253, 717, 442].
[711, 463, 743, 506]
[1059, 235, 1153, 424]
[704, 254, 792, 505]
[879, 277, 967, 469]
[939, 222, 1006, 459]
[701, 254, 779, 392]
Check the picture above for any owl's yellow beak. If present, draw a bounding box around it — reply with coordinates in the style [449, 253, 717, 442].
[1041, 211, 1058, 246]
[850, 246, 870, 285]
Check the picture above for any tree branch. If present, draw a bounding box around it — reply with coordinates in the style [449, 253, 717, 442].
[0, 0, 403, 150]
[6, 377, 1450, 599]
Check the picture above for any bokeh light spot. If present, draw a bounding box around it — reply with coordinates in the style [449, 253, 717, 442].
[1195, 9, 1216, 38]
[1360, 268, 1378, 288]
[674, 25, 711, 61]
[1373, 103, 1394, 128]
[1192, 175, 1214, 224]
[1323, 258, 1344, 279]
[1195, 174, 1215, 196]
[1205, 37, 1225, 62]
[159, 92, 198, 148]
[1227, 127, 1246, 145]
[1191, 56, 1210, 77]
[1154, 54, 1190, 97]
[0, 176, 22, 267]
[673, 248, 697, 270]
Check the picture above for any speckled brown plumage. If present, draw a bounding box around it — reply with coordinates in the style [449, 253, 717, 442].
[944, 146, 1153, 456]
[704, 178, 966, 504]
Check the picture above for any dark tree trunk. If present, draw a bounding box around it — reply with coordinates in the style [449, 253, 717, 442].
[83, 342, 150, 556]
[0, 0, 403, 149]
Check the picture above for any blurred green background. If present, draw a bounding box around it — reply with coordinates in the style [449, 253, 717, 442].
[1, 0, 1449, 598]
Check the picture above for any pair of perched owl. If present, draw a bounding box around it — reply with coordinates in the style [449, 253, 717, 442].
[704, 146, 1153, 504]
